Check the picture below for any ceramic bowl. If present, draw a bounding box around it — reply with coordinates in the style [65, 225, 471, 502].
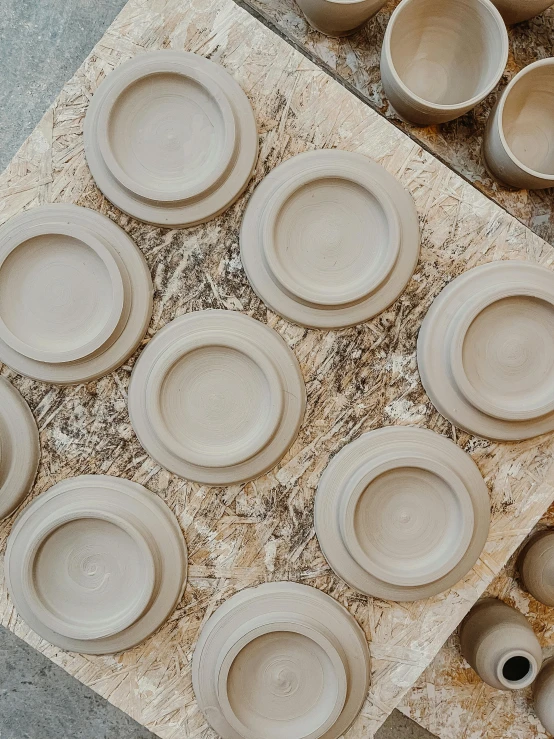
[240, 150, 420, 329]
[0, 378, 39, 519]
[0, 204, 152, 385]
[418, 260, 554, 440]
[381, 0, 508, 125]
[84, 51, 258, 227]
[192, 582, 370, 739]
[315, 426, 490, 601]
[127, 310, 306, 485]
[296, 0, 388, 36]
[5, 475, 188, 654]
[489, 0, 553, 25]
[483, 59, 554, 190]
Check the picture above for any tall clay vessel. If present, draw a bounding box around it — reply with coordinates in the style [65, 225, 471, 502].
[534, 658, 554, 736]
[459, 598, 542, 690]
[490, 0, 553, 24]
[296, 0, 387, 36]
[518, 530, 554, 607]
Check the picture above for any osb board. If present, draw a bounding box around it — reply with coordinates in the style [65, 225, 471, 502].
[241, 0, 554, 245]
[399, 506, 554, 739]
[2, 0, 554, 737]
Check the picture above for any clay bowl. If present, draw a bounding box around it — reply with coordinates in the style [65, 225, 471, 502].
[0, 378, 40, 519]
[381, 0, 508, 125]
[240, 150, 420, 329]
[296, 0, 388, 36]
[5, 475, 188, 654]
[315, 427, 490, 602]
[127, 310, 306, 485]
[0, 204, 152, 385]
[418, 260, 554, 440]
[484, 59, 554, 190]
[518, 530, 554, 607]
[490, 0, 553, 25]
[192, 582, 370, 739]
[534, 659, 554, 736]
[84, 51, 258, 227]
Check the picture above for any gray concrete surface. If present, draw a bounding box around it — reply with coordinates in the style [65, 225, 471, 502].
[0, 0, 437, 737]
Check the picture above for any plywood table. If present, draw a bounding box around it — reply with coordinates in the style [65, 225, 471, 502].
[2, 0, 554, 737]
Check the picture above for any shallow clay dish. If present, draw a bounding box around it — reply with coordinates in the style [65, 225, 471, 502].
[381, 0, 508, 125]
[128, 310, 306, 485]
[484, 59, 554, 190]
[418, 260, 554, 440]
[192, 581, 370, 739]
[0, 378, 39, 519]
[296, 0, 388, 36]
[5, 475, 187, 654]
[0, 204, 152, 384]
[315, 427, 490, 601]
[84, 51, 258, 227]
[241, 150, 420, 329]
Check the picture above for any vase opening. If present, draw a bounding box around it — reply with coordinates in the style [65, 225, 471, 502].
[502, 655, 533, 684]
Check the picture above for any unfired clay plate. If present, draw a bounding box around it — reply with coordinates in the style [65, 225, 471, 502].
[315, 427, 490, 601]
[5, 475, 188, 654]
[240, 150, 420, 328]
[128, 310, 306, 485]
[84, 51, 258, 227]
[0, 204, 153, 384]
[192, 581, 370, 739]
[0, 378, 39, 519]
[418, 261, 554, 440]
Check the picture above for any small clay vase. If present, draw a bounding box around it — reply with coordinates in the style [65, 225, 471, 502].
[518, 530, 554, 607]
[381, 0, 508, 125]
[489, 0, 553, 25]
[483, 58, 554, 190]
[534, 658, 554, 736]
[459, 598, 543, 691]
[296, 0, 387, 36]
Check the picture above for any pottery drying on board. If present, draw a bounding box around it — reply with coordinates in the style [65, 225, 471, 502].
[534, 659, 554, 736]
[240, 150, 420, 329]
[5, 475, 187, 654]
[295, 0, 388, 36]
[0, 204, 152, 385]
[381, 0, 508, 125]
[127, 310, 306, 485]
[459, 598, 543, 691]
[192, 581, 370, 739]
[0, 378, 39, 519]
[489, 0, 553, 24]
[314, 426, 490, 602]
[518, 530, 554, 607]
[484, 58, 554, 190]
[418, 260, 554, 440]
[84, 51, 258, 227]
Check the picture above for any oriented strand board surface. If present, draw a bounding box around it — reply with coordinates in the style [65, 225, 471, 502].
[2, 0, 554, 736]
[399, 506, 554, 739]
[242, 0, 554, 244]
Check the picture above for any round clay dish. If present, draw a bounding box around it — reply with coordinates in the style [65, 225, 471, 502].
[192, 581, 370, 739]
[418, 261, 554, 440]
[84, 51, 258, 227]
[0, 205, 153, 384]
[5, 475, 188, 654]
[0, 378, 40, 519]
[241, 150, 420, 328]
[315, 427, 490, 601]
[128, 310, 306, 485]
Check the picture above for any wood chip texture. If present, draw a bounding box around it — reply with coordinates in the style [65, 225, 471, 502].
[1, 0, 554, 737]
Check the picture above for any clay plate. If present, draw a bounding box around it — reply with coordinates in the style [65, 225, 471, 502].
[192, 581, 370, 739]
[5, 475, 188, 654]
[315, 427, 490, 601]
[241, 150, 420, 328]
[84, 51, 258, 227]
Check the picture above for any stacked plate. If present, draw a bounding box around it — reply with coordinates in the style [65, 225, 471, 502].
[240, 150, 420, 328]
[128, 310, 306, 485]
[192, 582, 370, 739]
[5, 475, 188, 654]
[418, 261, 554, 440]
[0, 204, 153, 384]
[0, 378, 39, 519]
[84, 51, 258, 227]
[315, 427, 490, 601]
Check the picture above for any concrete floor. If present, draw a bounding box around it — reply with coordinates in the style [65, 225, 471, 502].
[0, 1, 436, 737]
